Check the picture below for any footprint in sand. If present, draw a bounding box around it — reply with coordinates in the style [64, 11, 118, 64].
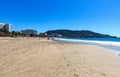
[73, 74, 79, 77]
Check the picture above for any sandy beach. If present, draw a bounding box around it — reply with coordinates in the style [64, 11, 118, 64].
[0, 37, 120, 77]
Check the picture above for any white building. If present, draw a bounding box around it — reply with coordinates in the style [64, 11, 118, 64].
[21, 29, 38, 35]
[0, 23, 12, 32]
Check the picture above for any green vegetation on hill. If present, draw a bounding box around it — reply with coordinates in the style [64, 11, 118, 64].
[46, 29, 117, 38]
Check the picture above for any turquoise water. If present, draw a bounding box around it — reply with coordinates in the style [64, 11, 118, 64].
[54, 38, 120, 55]
[71, 38, 120, 52]
[74, 38, 120, 42]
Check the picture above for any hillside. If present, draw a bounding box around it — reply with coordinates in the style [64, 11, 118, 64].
[46, 30, 117, 38]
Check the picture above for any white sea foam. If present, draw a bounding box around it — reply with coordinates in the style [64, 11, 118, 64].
[54, 38, 120, 56]
[54, 38, 120, 47]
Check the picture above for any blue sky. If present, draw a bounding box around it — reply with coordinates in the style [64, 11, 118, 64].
[0, 0, 120, 36]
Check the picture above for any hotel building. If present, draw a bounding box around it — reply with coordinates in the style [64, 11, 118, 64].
[21, 29, 38, 35]
[0, 23, 12, 32]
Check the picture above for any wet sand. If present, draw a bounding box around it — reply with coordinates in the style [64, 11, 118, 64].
[0, 37, 120, 77]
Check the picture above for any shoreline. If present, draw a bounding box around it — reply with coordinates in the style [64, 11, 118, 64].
[0, 37, 120, 77]
[54, 38, 120, 54]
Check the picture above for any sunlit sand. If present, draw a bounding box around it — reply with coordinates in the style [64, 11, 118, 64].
[0, 37, 120, 77]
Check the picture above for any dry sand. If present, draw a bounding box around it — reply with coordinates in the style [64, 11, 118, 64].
[0, 37, 120, 77]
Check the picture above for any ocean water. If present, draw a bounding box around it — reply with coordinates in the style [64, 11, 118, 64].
[77, 38, 120, 52]
[54, 38, 120, 56]
[76, 38, 120, 42]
